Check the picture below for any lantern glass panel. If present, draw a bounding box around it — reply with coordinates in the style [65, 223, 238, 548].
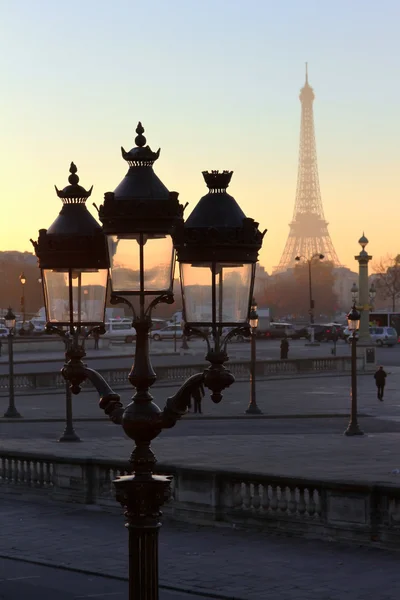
[180, 262, 253, 324]
[43, 268, 108, 325]
[107, 234, 174, 294]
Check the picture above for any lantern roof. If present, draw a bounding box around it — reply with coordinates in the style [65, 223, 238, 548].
[174, 171, 266, 264]
[31, 163, 109, 270]
[99, 122, 185, 235]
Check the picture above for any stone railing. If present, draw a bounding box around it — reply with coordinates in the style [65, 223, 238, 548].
[0, 451, 399, 548]
[0, 355, 363, 396]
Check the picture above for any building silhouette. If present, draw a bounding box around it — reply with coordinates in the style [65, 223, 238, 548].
[275, 65, 340, 273]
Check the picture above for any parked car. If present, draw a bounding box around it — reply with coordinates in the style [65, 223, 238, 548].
[0, 327, 9, 338]
[343, 326, 397, 347]
[370, 326, 398, 347]
[151, 324, 183, 341]
[264, 322, 295, 339]
[102, 320, 137, 343]
[291, 326, 310, 340]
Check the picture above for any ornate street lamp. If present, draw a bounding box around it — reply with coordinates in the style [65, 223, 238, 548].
[19, 272, 26, 325]
[344, 303, 363, 436]
[175, 170, 266, 401]
[246, 298, 262, 415]
[3, 307, 22, 419]
[295, 252, 324, 344]
[32, 131, 265, 600]
[31, 162, 110, 439]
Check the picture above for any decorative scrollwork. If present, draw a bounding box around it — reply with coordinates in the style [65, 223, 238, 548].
[145, 293, 174, 319]
[110, 294, 136, 319]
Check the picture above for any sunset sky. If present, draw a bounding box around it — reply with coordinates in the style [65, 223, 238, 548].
[1, 0, 399, 275]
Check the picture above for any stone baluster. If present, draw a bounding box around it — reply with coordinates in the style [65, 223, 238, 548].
[243, 483, 252, 510]
[252, 483, 261, 512]
[233, 482, 243, 509]
[261, 484, 270, 513]
[298, 487, 306, 515]
[278, 486, 288, 513]
[269, 485, 278, 512]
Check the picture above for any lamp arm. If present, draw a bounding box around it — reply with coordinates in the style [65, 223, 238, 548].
[110, 295, 136, 320]
[145, 292, 174, 319]
[81, 366, 124, 424]
[162, 372, 205, 429]
[183, 325, 211, 353]
[222, 325, 251, 352]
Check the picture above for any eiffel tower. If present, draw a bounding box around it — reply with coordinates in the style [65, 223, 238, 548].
[275, 65, 340, 273]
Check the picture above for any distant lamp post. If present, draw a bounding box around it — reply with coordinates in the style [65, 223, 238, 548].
[19, 272, 26, 324]
[3, 307, 22, 419]
[344, 304, 364, 436]
[295, 253, 324, 345]
[351, 282, 359, 304]
[369, 282, 376, 308]
[246, 298, 262, 415]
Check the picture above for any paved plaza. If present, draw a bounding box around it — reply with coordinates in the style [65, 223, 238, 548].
[2, 367, 400, 598]
[0, 498, 400, 600]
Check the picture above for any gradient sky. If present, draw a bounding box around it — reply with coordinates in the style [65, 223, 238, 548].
[1, 0, 399, 274]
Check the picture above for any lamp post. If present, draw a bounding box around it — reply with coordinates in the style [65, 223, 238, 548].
[344, 303, 364, 436]
[295, 253, 324, 345]
[3, 307, 22, 419]
[19, 272, 26, 324]
[246, 298, 262, 414]
[32, 127, 266, 600]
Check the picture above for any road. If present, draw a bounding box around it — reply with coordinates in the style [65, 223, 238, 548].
[1, 337, 399, 375]
[0, 557, 214, 600]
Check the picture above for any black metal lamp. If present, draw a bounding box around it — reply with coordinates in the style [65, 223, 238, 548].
[249, 298, 259, 330]
[175, 170, 265, 401]
[31, 162, 109, 393]
[99, 122, 185, 316]
[347, 304, 361, 332]
[344, 303, 363, 436]
[4, 307, 16, 330]
[31, 162, 109, 333]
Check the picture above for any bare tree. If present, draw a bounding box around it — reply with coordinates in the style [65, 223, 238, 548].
[373, 255, 400, 311]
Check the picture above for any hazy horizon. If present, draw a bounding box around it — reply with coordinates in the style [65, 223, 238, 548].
[2, 0, 399, 274]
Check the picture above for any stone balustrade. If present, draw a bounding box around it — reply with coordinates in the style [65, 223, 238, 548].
[1, 450, 399, 548]
[0, 355, 363, 396]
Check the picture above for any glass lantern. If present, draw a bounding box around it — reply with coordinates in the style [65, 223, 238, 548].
[107, 233, 175, 296]
[32, 162, 109, 332]
[4, 307, 16, 330]
[347, 305, 361, 331]
[42, 268, 108, 326]
[180, 261, 254, 327]
[249, 299, 259, 330]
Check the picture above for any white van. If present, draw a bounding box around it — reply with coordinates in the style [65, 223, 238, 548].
[103, 320, 136, 343]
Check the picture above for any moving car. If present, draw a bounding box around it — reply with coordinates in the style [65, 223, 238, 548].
[150, 324, 183, 341]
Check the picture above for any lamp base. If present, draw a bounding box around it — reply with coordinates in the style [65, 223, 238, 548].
[245, 404, 263, 415]
[3, 407, 22, 419]
[58, 430, 81, 442]
[344, 423, 364, 436]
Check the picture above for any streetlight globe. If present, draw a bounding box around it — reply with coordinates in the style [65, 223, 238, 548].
[19, 273, 26, 285]
[369, 282, 376, 300]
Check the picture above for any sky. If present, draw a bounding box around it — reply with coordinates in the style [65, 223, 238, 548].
[1, 0, 400, 275]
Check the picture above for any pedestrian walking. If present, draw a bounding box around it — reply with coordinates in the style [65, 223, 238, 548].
[93, 328, 100, 350]
[280, 336, 289, 360]
[374, 366, 387, 401]
[192, 382, 205, 414]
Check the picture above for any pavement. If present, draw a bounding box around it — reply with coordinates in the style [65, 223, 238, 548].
[0, 557, 199, 600]
[2, 374, 400, 484]
[1, 498, 400, 600]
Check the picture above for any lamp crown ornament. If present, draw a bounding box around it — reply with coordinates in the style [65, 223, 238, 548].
[202, 170, 233, 193]
[121, 122, 161, 166]
[55, 162, 93, 203]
